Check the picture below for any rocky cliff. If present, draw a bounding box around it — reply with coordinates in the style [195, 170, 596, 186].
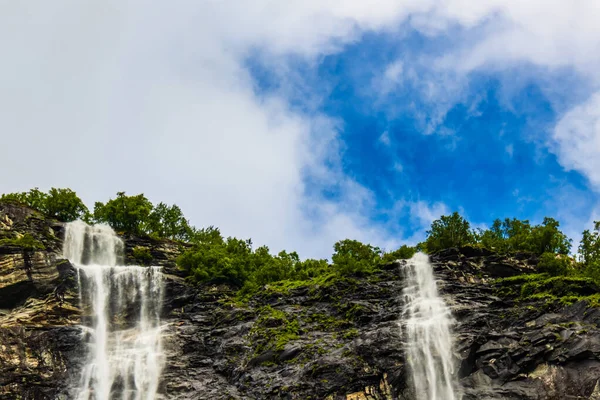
[1, 202, 600, 399]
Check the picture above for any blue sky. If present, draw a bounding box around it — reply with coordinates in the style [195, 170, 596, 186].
[2, 2, 600, 257]
[246, 24, 600, 247]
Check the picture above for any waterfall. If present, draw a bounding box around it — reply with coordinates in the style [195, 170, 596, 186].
[64, 221, 164, 400]
[402, 253, 459, 400]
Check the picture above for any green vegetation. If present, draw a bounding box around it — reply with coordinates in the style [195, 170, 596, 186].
[132, 246, 153, 265]
[249, 306, 300, 352]
[495, 273, 600, 307]
[422, 212, 474, 253]
[2, 187, 600, 306]
[579, 222, 600, 282]
[93, 192, 154, 236]
[1, 188, 193, 241]
[177, 225, 416, 295]
[537, 252, 571, 276]
[0, 234, 44, 250]
[1, 187, 89, 222]
[93, 192, 193, 240]
[475, 217, 571, 256]
[422, 212, 572, 256]
[331, 239, 381, 275]
[381, 244, 416, 263]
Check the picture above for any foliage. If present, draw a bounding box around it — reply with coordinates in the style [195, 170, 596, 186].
[537, 252, 571, 277]
[0, 187, 89, 222]
[45, 188, 90, 222]
[147, 202, 194, 241]
[530, 217, 572, 255]
[178, 229, 253, 286]
[381, 245, 416, 263]
[249, 306, 300, 353]
[8, 187, 600, 304]
[0, 234, 44, 250]
[179, 226, 337, 292]
[423, 212, 475, 253]
[331, 239, 382, 275]
[132, 246, 153, 266]
[579, 222, 600, 282]
[496, 273, 600, 307]
[92, 192, 193, 240]
[475, 217, 571, 256]
[520, 275, 598, 298]
[93, 192, 154, 236]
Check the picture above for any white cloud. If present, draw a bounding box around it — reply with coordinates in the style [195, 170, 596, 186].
[384, 61, 404, 84]
[0, 1, 423, 259]
[505, 144, 514, 157]
[409, 201, 450, 229]
[552, 93, 600, 189]
[2, 0, 600, 258]
[389, 1, 600, 188]
[378, 131, 391, 147]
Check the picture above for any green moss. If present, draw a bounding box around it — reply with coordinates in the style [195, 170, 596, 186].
[304, 312, 351, 331]
[342, 328, 359, 340]
[494, 272, 597, 309]
[496, 273, 600, 308]
[249, 306, 300, 355]
[342, 303, 367, 320]
[495, 273, 549, 285]
[521, 276, 598, 298]
[0, 234, 44, 250]
[131, 246, 153, 265]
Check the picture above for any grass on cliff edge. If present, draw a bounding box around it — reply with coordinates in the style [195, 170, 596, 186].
[0, 233, 44, 250]
[495, 273, 600, 307]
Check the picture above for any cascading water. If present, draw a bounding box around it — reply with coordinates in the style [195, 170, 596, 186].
[402, 253, 460, 400]
[63, 220, 164, 400]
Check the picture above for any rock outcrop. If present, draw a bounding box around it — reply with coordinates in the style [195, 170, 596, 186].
[1, 202, 600, 399]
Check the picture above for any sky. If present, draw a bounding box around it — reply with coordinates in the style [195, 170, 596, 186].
[1, 1, 600, 258]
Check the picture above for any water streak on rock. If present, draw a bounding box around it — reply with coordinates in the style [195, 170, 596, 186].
[402, 253, 459, 400]
[64, 221, 164, 400]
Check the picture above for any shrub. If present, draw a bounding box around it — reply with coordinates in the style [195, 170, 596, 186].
[0, 234, 44, 250]
[381, 245, 416, 263]
[423, 212, 475, 253]
[537, 252, 571, 276]
[1, 187, 89, 222]
[132, 246, 153, 266]
[331, 239, 381, 275]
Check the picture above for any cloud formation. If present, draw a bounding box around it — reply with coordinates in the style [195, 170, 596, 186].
[1, 0, 599, 258]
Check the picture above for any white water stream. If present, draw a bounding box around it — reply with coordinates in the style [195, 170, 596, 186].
[63, 221, 164, 400]
[402, 253, 460, 400]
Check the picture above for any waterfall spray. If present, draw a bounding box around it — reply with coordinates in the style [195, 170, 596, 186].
[64, 221, 164, 400]
[402, 253, 459, 400]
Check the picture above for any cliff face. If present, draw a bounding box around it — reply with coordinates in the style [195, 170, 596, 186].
[0, 203, 82, 399]
[1, 202, 600, 400]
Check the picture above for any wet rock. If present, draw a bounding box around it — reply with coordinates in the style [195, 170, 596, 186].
[2, 204, 600, 399]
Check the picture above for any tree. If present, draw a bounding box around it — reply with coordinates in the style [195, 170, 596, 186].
[294, 258, 330, 280]
[579, 222, 600, 283]
[477, 219, 507, 252]
[381, 245, 416, 263]
[579, 222, 600, 266]
[45, 188, 89, 221]
[476, 217, 571, 256]
[191, 226, 224, 246]
[537, 252, 570, 276]
[529, 217, 571, 255]
[147, 202, 193, 241]
[331, 239, 381, 275]
[424, 212, 475, 253]
[178, 227, 256, 287]
[93, 192, 153, 235]
[0, 187, 88, 222]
